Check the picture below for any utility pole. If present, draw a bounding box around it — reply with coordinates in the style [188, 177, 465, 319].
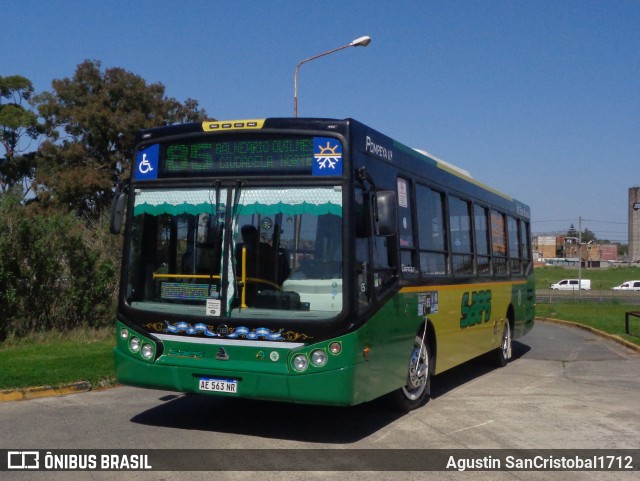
[578, 216, 582, 300]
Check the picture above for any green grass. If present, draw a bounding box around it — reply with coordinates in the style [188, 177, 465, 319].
[536, 303, 640, 346]
[534, 265, 640, 346]
[0, 328, 116, 390]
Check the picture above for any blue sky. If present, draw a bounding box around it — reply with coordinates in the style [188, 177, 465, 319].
[3, 0, 638, 243]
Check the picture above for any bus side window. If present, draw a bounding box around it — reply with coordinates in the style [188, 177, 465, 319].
[397, 177, 417, 277]
[491, 210, 508, 275]
[507, 216, 522, 275]
[521, 220, 532, 273]
[474, 204, 491, 275]
[416, 185, 448, 276]
[449, 196, 473, 275]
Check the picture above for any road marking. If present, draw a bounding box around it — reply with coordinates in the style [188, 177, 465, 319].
[446, 420, 495, 434]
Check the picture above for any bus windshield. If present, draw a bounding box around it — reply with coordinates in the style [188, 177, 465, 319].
[126, 185, 343, 320]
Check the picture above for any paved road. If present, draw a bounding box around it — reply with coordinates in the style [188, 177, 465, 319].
[1, 321, 639, 481]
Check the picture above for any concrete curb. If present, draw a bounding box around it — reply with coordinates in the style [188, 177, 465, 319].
[0, 381, 113, 403]
[536, 317, 640, 353]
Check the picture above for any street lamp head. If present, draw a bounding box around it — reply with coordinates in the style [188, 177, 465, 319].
[350, 36, 372, 47]
[294, 35, 372, 117]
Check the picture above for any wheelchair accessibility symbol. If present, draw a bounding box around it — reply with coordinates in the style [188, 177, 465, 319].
[138, 154, 154, 174]
[135, 144, 159, 180]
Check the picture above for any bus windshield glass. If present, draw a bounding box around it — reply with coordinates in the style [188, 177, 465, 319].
[126, 185, 343, 320]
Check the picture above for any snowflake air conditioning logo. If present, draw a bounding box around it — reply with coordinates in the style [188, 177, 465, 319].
[313, 137, 343, 176]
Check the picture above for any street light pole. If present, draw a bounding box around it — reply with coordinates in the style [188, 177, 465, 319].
[578, 216, 582, 299]
[294, 36, 371, 117]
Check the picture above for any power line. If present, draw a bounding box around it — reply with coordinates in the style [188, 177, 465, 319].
[534, 218, 627, 225]
[580, 218, 627, 225]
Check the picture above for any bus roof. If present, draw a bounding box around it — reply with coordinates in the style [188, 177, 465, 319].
[134, 117, 530, 218]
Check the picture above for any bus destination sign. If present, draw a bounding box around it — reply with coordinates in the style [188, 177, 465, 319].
[153, 136, 324, 177]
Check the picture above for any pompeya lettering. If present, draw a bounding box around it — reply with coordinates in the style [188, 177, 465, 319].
[460, 290, 492, 328]
[364, 136, 393, 161]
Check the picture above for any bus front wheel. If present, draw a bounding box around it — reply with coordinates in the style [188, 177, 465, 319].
[388, 333, 432, 412]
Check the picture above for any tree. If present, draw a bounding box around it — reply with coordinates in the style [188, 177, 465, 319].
[581, 228, 597, 243]
[0, 190, 120, 339]
[566, 224, 596, 243]
[0, 75, 42, 197]
[34, 60, 208, 217]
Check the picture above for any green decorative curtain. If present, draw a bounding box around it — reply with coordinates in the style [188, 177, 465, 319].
[133, 187, 342, 217]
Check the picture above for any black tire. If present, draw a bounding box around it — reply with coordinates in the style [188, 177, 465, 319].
[388, 332, 432, 412]
[495, 320, 511, 367]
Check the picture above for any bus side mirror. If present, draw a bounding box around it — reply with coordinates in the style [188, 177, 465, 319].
[110, 192, 127, 234]
[375, 191, 397, 236]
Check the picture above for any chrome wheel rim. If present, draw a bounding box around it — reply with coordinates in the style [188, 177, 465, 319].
[402, 336, 428, 400]
[501, 322, 511, 360]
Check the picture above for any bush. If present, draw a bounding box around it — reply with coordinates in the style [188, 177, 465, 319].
[0, 192, 121, 340]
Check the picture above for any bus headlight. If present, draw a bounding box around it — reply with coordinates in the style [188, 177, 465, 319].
[120, 328, 129, 340]
[292, 354, 308, 372]
[141, 343, 154, 360]
[129, 337, 141, 353]
[310, 349, 328, 367]
[329, 342, 342, 355]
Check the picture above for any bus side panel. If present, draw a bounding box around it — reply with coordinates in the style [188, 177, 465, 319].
[512, 275, 536, 339]
[350, 291, 424, 404]
[350, 284, 511, 404]
[396, 282, 524, 377]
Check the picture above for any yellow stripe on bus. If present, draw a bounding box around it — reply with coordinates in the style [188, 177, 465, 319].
[400, 280, 527, 294]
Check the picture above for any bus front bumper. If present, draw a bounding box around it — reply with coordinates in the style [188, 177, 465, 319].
[114, 346, 360, 407]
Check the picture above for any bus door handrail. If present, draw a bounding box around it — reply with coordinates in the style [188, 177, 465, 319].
[239, 246, 281, 308]
[152, 273, 222, 280]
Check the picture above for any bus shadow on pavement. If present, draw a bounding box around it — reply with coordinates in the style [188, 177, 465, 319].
[130, 340, 531, 443]
[130, 394, 403, 443]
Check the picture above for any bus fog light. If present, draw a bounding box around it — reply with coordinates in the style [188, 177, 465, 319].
[120, 328, 129, 339]
[311, 349, 327, 367]
[292, 354, 308, 372]
[129, 337, 141, 353]
[141, 343, 154, 360]
[329, 342, 341, 355]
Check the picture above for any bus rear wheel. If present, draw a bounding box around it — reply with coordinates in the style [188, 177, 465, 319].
[389, 333, 431, 412]
[494, 320, 511, 367]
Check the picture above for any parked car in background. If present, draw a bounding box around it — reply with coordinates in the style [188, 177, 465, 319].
[611, 281, 640, 291]
[550, 279, 591, 290]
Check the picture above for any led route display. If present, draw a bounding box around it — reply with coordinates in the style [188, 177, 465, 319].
[159, 137, 319, 176]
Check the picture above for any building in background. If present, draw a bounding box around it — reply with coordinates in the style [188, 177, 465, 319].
[533, 235, 618, 265]
[534, 236, 557, 259]
[600, 245, 618, 262]
[629, 187, 640, 262]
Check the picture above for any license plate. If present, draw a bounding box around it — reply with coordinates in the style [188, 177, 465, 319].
[199, 378, 238, 394]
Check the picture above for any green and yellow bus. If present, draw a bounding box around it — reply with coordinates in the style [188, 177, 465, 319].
[111, 118, 534, 411]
